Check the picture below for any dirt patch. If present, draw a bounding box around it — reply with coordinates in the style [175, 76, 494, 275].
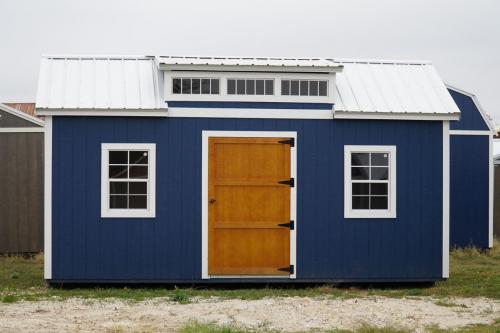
[0, 296, 498, 332]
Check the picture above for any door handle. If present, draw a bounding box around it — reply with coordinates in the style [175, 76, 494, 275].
[209, 198, 216, 204]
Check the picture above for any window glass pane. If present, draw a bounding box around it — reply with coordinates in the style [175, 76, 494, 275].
[352, 196, 369, 209]
[371, 153, 389, 166]
[309, 81, 318, 96]
[173, 79, 181, 94]
[237, 80, 245, 95]
[191, 78, 201, 94]
[211, 79, 219, 94]
[130, 151, 148, 165]
[227, 79, 236, 95]
[129, 166, 148, 179]
[265, 80, 274, 95]
[281, 80, 289, 95]
[300, 80, 309, 96]
[109, 165, 128, 179]
[319, 81, 327, 96]
[351, 167, 369, 180]
[352, 183, 369, 195]
[351, 153, 369, 166]
[129, 195, 147, 209]
[109, 151, 128, 164]
[129, 182, 147, 194]
[110, 181, 128, 194]
[201, 79, 210, 94]
[371, 196, 388, 209]
[182, 78, 191, 94]
[110, 195, 127, 209]
[371, 183, 388, 195]
[371, 167, 388, 180]
[290, 80, 299, 95]
[246, 80, 255, 95]
[256, 80, 265, 95]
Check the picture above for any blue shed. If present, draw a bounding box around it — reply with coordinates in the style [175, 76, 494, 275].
[447, 85, 494, 249]
[35, 55, 491, 284]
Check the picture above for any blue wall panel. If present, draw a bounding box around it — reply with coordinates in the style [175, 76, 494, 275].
[52, 117, 444, 282]
[449, 89, 490, 131]
[450, 135, 490, 248]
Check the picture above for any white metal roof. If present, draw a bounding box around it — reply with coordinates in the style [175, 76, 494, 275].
[157, 55, 341, 70]
[332, 59, 461, 117]
[36, 56, 164, 111]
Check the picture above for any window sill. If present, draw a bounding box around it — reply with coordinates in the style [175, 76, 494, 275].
[344, 210, 396, 219]
[101, 209, 156, 219]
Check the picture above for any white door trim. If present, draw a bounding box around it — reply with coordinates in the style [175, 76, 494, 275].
[201, 130, 298, 279]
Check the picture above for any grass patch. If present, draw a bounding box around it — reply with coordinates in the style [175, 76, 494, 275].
[0, 240, 499, 302]
[427, 317, 500, 333]
[181, 322, 414, 333]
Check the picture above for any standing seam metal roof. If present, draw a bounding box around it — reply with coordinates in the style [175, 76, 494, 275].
[36, 56, 163, 110]
[35, 55, 461, 117]
[332, 59, 461, 116]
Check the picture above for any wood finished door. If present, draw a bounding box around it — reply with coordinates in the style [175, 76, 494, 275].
[208, 137, 292, 276]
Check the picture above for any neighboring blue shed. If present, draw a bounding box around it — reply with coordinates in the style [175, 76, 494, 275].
[36, 55, 481, 283]
[448, 85, 494, 249]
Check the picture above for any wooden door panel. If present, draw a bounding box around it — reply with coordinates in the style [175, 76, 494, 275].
[213, 141, 288, 180]
[211, 229, 289, 275]
[214, 185, 289, 224]
[208, 137, 291, 276]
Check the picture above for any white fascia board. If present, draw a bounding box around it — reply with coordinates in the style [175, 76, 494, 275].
[159, 64, 342, 73]
[0, 103, 44, 126]
[334, 111, 460, 121]
[36, 109, 168, 117]
[445, 84, 496, 134]
[0, 127, 45, 133]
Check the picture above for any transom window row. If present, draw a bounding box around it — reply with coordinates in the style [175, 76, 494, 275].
[173, 78, 220, 95]
[281, 80, 328, 96]
[227, 79, 274, 96]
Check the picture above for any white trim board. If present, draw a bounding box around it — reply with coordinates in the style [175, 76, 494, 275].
[0, 103, 45, 126]
[201, 130, 297, 280]
[44, 116, 52, 279]
[442, 121, 450, 278]
[0, 127, 45, 133]
[37, 110, 168, 117]
[489, 135, 493, 247]
[168, 108, 333, 119]
[334, 111, 460, 121]
[449, 130, 492, 136]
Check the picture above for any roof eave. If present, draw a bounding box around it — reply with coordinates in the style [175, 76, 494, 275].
[158, 63, 343, 73]
[333, 110, 460, 121]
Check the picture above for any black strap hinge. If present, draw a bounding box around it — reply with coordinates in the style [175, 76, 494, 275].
[278, 138, 295, 147]
[278, 265, 294, 274]
[278, 178, 294, 187]
[277, 220, 295, 230]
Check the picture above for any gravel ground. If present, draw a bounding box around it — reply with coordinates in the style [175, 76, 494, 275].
[0, 296, 498, 332]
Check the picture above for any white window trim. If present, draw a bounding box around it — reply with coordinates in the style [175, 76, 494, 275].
[164, 71, 334, 103]
[344, 145, 397, 219]
[101, 143, 156, 218]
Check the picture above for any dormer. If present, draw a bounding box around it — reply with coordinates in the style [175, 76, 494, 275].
[158, 56, 343, 105]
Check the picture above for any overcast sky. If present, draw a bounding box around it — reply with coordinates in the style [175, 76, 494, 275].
[1, 0, 499, 122]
